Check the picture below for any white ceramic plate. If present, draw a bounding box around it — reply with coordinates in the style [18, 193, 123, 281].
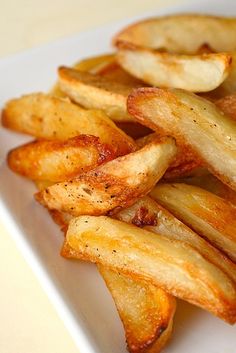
[0, 1, 236, 352]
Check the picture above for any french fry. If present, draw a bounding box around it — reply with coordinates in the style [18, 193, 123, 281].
[34, 180, 54, 191]
[51, 204, 176, 353]
[116, 42, 231, 92]
[115, 196, 236, 285]
[1, 93, 135, 156]
[136, 133, 201, 179]
[151, 183, 236, 263]
[35, 136, 177, 216]
[58, 67, 136, 122]
[113, 14, 236, 53]
[62, 238, 176, 353]
[63, 215, 236, 324]
[128, 87, 236, 190]
[7, 135, 115, 182]
[98, 266, 175, 353]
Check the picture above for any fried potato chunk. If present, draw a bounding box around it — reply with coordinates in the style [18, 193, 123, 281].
[98, 267, 176, 353]
[128, 87, 236, 190]
[63, 215, 236, 323]
[151, 183, 236, 263]
[116, 196, 236, 285]
[35, 136, 177, 216]
[116, 42, 231, 92]
[113, 14, 236, 53]
[1, 93, 135, 156]
[58, 67, 136, 122]
[62, 238, 175, 353]
[8, 135, 115, 182]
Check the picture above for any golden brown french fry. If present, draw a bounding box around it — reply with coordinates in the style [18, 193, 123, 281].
[58, 67, 136, 122]
[62, 239, 175, 353]
[98, 266, 175, 353]
[63, 215, 236, 324]
[215, 92, 236, 120]
[116, 42, 231, 92]
[35, 136, 177, 216]
[113, 14, 236, 53]
[8, 135, 115, 182]
[1, 93, 135, 156]
[51, 53, 116, 98]
[136, 133, 201, 179]
[128, 87, 236, 190]
[115, 196, 236, 285]
[151, 183, 236, 263]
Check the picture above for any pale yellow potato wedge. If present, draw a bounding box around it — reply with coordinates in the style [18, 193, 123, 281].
[217, 52, 236, 96]
[116, 196, 236, 285]
[117, 42, 231, 92]
[1, 93, 135, 156]
[62, 238, 175, 353]
[128, 87, 236, 190]
[136, 133, 201, 179]
[151, 183, 236, 263]
[113, 14, 236, 53]
[98, 267, 175, 353]
[51, 53, 116, 98]
[8, 135, 115, 182]
[63, 215, 236, 324]
[58, 67, 136, 122]
[35, 136, 177, 216]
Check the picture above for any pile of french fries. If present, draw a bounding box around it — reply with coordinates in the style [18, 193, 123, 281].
[2, 13, 236, 353]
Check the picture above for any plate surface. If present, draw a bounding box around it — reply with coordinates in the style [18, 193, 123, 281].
[0, 1, 236, 352]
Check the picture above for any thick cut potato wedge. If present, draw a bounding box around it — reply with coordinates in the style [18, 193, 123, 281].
[128, 87, 236, 190]
[216, 93, 236, 120]
[58, 67, 136, 122]
[1, 93, 135, 156]
[116, 196, 236, 285]
[113, 14, 236, 53]
[116, 42, 231, 92]
[151, 183, 236, 263]
[8, 135, 115, 182]
[63, 215, 236, 324]
[63, 239, 175, 353]
[36, 136, 177, 216]
[98, 267, 175, 353]
[136, 133, 201, 179]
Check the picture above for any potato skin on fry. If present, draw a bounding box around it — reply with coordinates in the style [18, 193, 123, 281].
[98, 266, 175, 353]
[128, 87, 236, 190]
[1, 93, 135, 157]
[35, 136, 177, 216]
[7, 135, 115, 182]
[113, 14, 236, 53]
[64, 215, 236, 324]
[151, 183, 236, 263]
